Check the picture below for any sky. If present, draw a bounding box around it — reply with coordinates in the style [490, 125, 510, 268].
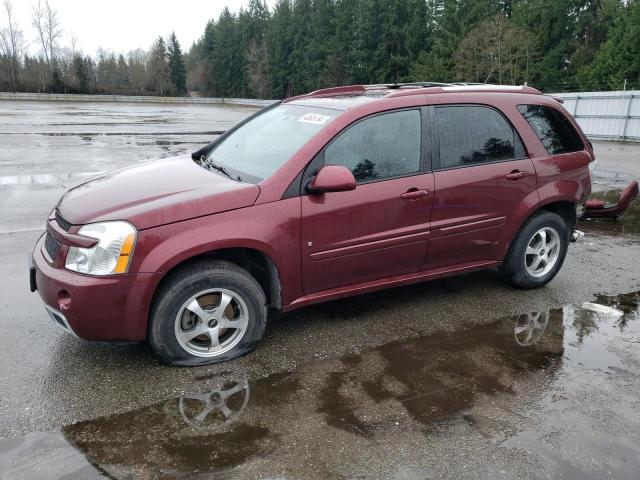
[2, 0, 254, 57]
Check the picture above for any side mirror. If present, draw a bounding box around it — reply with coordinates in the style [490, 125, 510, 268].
[307, 165, 356, 194]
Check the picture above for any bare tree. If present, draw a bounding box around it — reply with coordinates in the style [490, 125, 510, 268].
[31, 0, 62, 76]
[455, 15, 537, 86]
[0, 0, 24, 91]
[70, 32, 78, 56]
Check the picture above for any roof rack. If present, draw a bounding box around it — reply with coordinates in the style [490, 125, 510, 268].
[285, 82, 542, 102]
[368, 82, 485, 90]
[387, 83, 542, 98]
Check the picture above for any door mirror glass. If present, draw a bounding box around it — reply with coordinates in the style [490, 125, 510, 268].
[307, 165, 356, 194]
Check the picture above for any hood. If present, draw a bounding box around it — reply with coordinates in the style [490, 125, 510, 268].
[57, 155, 260, 230]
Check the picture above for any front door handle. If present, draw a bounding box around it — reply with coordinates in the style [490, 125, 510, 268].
[506, 170, 528, 180]
[400, 189, 429, 200]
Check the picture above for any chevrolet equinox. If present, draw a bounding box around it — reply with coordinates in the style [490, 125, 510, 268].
[30, 83, 593, 366]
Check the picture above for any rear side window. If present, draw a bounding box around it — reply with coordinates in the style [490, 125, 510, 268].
[325, 109, 421, 183]
[517, 104, 584, 155]
[434, 105, 525, 169]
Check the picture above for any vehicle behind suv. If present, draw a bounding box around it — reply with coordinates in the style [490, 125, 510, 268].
[30, 83, 593, 366]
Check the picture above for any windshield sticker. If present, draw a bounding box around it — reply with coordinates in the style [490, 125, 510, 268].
[299, 113, 331, 125]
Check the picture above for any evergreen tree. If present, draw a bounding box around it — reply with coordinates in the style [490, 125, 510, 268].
[290, 0, 315, 93]
[72, 54, 89, 93]
[212, 8, 243, 97]
[267, 0, 295, 97]
[116, 54, 130, 91]
[578, 0, 640, 90]
[50, 59, 64, 93]
[168, 32, 187, 94]
[148, 36, 170, 95]
[2, 0, 634, 96]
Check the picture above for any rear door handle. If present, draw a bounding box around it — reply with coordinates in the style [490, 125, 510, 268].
[506, 170, 528, 180]
[400, 189, 429, 200]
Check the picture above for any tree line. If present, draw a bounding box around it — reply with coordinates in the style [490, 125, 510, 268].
[2, 0, 640, 98]
[0, 0, 186, 95]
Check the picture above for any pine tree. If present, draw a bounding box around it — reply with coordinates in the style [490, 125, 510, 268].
[72, 54, 89, 93]
[168, 32, 187, 95]
[148, 36, 170, 95]
[290, 0, 315, 93]
[116, 54, 130, 92]
[578, 0, 640, 90]
[267, 0, 294, 97]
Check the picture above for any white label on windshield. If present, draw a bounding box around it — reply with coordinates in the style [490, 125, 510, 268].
[299, 113, 331, 125]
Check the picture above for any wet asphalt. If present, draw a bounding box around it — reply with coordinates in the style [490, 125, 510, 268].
[0, 100, 639, 479]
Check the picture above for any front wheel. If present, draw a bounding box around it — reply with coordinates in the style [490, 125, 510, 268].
[501, 211, 569, 289]
[149, 260, 267, 366]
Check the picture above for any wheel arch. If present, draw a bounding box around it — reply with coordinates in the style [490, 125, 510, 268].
[150, 246, 283, 316]
[497, 197, 577, 260]
[538, 200, 577, 231]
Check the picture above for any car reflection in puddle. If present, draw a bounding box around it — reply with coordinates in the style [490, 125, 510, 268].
[1, 291, 638, 479]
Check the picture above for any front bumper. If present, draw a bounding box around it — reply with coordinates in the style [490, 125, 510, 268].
[31, 233, 163, 342]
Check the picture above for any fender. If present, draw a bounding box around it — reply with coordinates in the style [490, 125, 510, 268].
[495, 188, 540, 260]
[130, 198, 304, 306]
[496, 191, 582, 260]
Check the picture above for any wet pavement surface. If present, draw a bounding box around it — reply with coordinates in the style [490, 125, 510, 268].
[0, 100, 639, 479]
[0, 100, 255, 234]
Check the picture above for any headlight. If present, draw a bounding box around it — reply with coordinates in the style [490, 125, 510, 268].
[65, 221, 137, 275]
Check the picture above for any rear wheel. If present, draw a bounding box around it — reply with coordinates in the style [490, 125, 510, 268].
[501, 211, 569, 289]
[149, 260, 267, 366]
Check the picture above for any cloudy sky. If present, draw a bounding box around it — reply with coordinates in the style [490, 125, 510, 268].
[3, 0, 254, 56]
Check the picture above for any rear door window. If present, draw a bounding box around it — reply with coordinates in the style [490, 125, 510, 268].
[434, 105, 525, 170]
[324, 109, 422, 183]
[517, 104, 584, 155]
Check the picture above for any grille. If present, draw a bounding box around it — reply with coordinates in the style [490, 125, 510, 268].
[44, 233, 61, 260]
[55, 212, 72, 231]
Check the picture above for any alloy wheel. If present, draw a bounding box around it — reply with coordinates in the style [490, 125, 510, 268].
[174, 288, 249, 357]
[524, 227, 561, 278]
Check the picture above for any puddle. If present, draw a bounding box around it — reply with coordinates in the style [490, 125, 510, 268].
[579, 188, 640, 235]
[1, 291, 638, 478]
[0, 171, 103, 186]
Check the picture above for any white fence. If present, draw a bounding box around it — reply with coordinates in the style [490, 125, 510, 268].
[553, 90, 640, 142]
[0, 91, 278, 107]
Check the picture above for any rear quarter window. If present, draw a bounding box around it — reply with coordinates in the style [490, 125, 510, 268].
[517, 104, 584, 155]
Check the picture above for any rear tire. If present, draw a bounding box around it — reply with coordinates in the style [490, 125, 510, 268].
[149, 260, 267, 366]
[500, 211, 569, 289]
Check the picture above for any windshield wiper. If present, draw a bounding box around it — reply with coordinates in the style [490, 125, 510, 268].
[200, 155, 242, 182]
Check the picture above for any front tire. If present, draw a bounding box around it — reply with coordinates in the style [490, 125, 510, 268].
[149, 260, 267, 366]
[501, 211, 569, 289]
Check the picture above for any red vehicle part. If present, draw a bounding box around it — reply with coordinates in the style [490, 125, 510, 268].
[584, 181, 639, 219]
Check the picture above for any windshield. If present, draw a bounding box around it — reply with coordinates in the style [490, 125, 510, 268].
[204, 104, 340, 182]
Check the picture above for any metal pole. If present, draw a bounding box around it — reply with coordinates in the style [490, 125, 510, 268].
[621, 93, 633, 142]
[573, 95, 580, 116]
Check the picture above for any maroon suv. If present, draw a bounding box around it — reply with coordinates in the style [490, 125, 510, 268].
[30, 83, 593, 366]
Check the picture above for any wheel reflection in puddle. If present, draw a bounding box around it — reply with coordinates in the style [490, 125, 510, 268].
[513, 311, 550, 347]
[178, 377, 250, 430]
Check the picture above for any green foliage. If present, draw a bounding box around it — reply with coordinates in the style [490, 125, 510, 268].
[168, 32, 187, 95]
[2, 0, 639, 96]
[576, 0, 640, 90]
[148, 36, 171, 95]
[186, 0, 639, 97]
